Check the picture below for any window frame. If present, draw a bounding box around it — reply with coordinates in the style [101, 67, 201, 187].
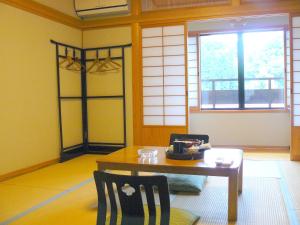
[188, 27, 288, 113]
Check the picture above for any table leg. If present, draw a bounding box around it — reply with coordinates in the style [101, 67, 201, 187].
[228, 173, 238, 222]
[131, 171, 138, 176]
[238, 160, 243, 194]
[97, 164, 104, 172]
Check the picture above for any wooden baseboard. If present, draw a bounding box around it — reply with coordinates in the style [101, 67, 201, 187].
[0, 158, 59, 182]
[214, 145, 290, 153]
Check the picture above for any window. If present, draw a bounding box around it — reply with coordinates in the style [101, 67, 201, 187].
[189, 29, 286, 110]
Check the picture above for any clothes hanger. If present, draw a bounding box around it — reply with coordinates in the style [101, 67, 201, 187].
[61, 49, 84, 72]
[87, 50, 101, 73]
[95, 55, 121, 72]
[59, 48, 73, 67]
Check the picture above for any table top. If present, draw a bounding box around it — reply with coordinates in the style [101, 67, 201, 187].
[97, 146, 243, 176]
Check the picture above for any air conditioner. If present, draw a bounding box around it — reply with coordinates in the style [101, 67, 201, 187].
[74, 0, 129, 18]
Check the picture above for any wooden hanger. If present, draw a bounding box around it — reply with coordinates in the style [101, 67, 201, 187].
[95, 56, 121, 73]
[59, 48, 84, 72]
[87, 50, 101, 73]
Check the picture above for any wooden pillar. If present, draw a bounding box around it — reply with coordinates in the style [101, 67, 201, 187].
[131, 22, 142, 145]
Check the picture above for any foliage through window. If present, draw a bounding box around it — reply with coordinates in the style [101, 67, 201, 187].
[188, 30, 286, 110]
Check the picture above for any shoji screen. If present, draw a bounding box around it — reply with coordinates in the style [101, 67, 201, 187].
[286, 28, 291, 110]
[187, 35, 199, 109]
[142, 25, 187, 126]
[292, 16, 300, 126]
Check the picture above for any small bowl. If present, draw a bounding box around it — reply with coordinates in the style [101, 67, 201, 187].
[138, 149, 158, 158]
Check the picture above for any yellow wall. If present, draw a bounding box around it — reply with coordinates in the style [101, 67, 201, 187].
[0, 3, 82, 175]
[83, 27, 133, 146]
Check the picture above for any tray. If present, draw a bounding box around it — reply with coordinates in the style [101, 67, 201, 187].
[166, 149, 206, 160]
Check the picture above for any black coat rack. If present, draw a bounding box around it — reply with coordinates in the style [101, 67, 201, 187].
[51, 40, 131, 162]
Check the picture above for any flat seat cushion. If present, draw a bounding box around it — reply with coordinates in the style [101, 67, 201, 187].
[163, 174, 207, 194]
[106, 206, 200, 225]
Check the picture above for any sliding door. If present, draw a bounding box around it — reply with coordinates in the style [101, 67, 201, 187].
[291, 15, 300, 160]
[133, 23, 188, 146]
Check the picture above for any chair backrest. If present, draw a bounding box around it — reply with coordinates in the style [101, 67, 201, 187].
[94, 171, 170, 225]
[169, 133, 209, 145]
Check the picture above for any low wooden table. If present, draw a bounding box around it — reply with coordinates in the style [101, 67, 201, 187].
[96, 146, 243, 221]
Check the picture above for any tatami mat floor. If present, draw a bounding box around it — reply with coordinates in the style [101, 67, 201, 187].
[0, 152, 299, 225]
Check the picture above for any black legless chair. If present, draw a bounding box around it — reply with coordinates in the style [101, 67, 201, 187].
[93, 171, 170, 225]
[169, 133, 209, 145]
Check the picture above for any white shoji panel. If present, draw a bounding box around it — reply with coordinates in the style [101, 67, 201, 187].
[286, 29, 291, 110]
[165, 106, 186, 115]
[163, 35, 185, 46]
[142, 27, 162, 37]
[142, 25, 186, 126]
[143, 97, 163, 106]
[164, 55, 185, 65]
[164, 66, 185, 75]
[144, 116, 164, 125]
[164, 96, 185, 105]
[143, 87, 163, 96]
[143, 67, 163, 76]
[142, 37, 162, 47]
[143, 57, 163, 67]
[294, 72, 300, 82]
[293, 28, 300, 38]
[164, 45, 184, 55]
[144, 106, 164, 115]
[187, 36, 198, 109]
[293, 16, 300, 126]
[143, 47, 162, 57]
[294, 50, 300, 60]
[143, 77, 163, 86]
[164, 76, 185, 85]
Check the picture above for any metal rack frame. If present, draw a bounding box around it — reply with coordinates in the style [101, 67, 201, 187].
[51, 40, 131, 162]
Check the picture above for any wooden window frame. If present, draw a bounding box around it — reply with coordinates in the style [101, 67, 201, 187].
[188, 26, 289, 113]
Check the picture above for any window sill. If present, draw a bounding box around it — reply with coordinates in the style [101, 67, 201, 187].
[189, 108, 289, 113]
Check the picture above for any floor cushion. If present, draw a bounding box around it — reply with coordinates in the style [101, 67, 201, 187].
[164, 174, 207, 194]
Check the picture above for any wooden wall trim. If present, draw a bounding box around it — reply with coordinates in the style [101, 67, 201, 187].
[0, 158, 59, 182]
[0, 0, 82, 29]
[1, 0, 300, 30]
[82, 1, 300, 30]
